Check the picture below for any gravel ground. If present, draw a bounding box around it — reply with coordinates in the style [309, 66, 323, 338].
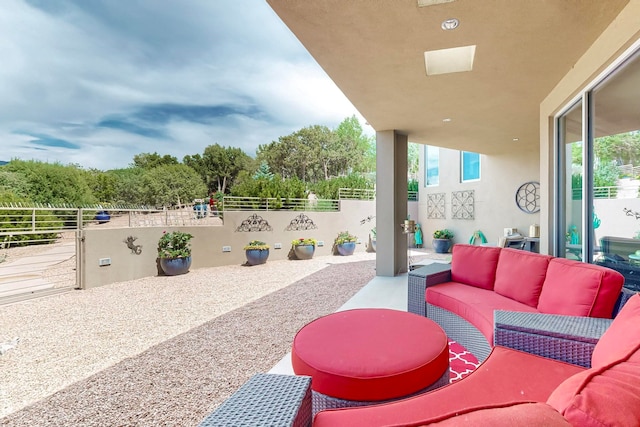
[0, 252, 378, 426]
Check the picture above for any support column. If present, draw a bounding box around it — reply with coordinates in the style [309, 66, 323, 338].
[376, 130, 408, 276]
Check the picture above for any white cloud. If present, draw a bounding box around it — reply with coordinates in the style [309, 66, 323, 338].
[0, 0, 368, 170]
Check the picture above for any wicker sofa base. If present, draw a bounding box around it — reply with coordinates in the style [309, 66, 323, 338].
[311, 366, 450, 416]
[426, 303, 492, 363]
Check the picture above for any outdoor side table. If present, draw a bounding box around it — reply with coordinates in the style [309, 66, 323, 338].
[291, 308, 449, 416]
[408, 263, 452, 316]
[198, 373, 312, 427]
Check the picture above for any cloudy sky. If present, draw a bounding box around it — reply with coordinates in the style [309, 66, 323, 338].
[0, 0, 367, 170]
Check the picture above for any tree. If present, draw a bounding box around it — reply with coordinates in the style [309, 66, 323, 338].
[334, 115, 374, 174]
[185, 144, 253, 194]
[408, 143, 419, 181]
[132, 152, 179, 169]
[3, 160, 96, 206]
[107, 168, 146, 205]
[84, 169, 118, 203]
[140, 164, 207, 207]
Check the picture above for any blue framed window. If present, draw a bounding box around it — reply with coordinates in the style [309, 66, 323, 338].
[461, 151, 480, 182]
[425, 145, 439, 186]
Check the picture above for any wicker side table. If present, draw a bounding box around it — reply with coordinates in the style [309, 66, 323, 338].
[198, 373, 312, 427]
[408, 263, 451, 316]
[494, 311, 612, 368]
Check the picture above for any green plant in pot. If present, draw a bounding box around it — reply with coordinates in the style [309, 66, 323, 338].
[432, 229, 454, 254]
[244, 240, 270, 266]
[334, 231, 357, 256]
[291, 237, 317, 260]
[157, 230, 193, 275]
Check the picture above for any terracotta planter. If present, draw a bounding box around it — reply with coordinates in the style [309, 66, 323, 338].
[245, 249, 269, 265]
[293, 244, 315, 260]
[432, 239, 452, 254]
[336, 242, 356, 256]
[159, 256, 192, 276]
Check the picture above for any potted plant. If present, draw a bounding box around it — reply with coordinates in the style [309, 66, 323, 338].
[291, 237, 317, 260]
[334, 231, 357, 256]
[432, 229, 454, 254]
[157, 230, 193, 275]
[244, 240, 270, 266]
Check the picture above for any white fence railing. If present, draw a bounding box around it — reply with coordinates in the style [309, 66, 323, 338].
[221, 196, 339, 211]
[337, 188, 418, 201]
[572, 185, 639, 199]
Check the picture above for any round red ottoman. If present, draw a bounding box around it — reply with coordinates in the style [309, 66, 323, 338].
[291, 308, 449, 413]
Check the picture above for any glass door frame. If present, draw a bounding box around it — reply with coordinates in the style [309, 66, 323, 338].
[554, 40, 640, 260]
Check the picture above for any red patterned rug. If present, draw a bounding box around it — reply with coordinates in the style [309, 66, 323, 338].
[449, 340, 480, 383]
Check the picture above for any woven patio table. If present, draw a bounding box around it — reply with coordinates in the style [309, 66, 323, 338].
[291, 308, 449, 415]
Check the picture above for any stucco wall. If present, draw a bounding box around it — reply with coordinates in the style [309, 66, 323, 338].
[417, 146, 540, 249]
[81, 200, 376, 289]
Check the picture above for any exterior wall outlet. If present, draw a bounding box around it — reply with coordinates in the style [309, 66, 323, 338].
[222, 246, 231, 252]
[317, 241, 324, 247]
[99, 257, 111, 266]
[274, 243, 282, 249]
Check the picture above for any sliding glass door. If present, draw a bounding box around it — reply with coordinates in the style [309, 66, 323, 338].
[556, 49, 640, 290]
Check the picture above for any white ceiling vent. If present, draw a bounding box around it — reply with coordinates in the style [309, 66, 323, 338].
[424, 45, 476, 76]
[418, 0, 456, 7]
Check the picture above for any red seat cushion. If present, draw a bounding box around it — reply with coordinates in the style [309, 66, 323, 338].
[291, 308, 448, 401]
[413, 402, 571, 426]
[314, 346, 585, 427]
[537, 258, 623, 318]
[426, 282, 538, 344]
[494, 249, 552, 307]
[450, 244, 501, 290]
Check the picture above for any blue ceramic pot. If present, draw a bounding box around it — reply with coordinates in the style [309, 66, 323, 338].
[160, 256, 192, 276]
[336, 241, 356, 256]
[293, 245, 315, 260]
[245, 249, 269, 265]
[95, 211, 111, 224]
[432, 239, 452, 254]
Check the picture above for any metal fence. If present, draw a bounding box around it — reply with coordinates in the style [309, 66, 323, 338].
[337, 188, 418, 201]
[221, 196, 339, 211]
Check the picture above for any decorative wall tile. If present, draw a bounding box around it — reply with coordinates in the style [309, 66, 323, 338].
[452, 190, 474, 220]
[427, 193, 446, 219]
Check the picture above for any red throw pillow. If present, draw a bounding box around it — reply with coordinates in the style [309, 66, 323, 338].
[547, 340, 640, 427]
[450, 244, 501, 290]
[537, 258, 622, 317]
[592, 294, 640, 368]
[494, 249, 552, 307]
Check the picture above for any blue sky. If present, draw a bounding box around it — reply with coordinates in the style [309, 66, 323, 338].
[0, 0, 368, 170]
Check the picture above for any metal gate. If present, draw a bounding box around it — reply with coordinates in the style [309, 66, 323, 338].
[0, 206, 81, 305]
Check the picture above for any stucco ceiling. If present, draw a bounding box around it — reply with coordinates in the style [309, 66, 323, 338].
[267, 0, 630, 154]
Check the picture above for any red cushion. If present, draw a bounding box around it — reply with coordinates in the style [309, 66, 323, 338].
[426, 282, 537, 344]
[410, 403, 570, 426]
[592, 294, 640, 368]
[291, 308, 448, 401]
[547, 340, 640, 426]
[537, 258, 623, 317]
[450, 244, 501, 290]
[313, 346, 584, 427]
[493, 249, 552, 307]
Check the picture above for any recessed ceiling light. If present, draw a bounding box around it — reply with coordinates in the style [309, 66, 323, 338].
[424, 45, 476, 75]
[442, 118, 452, 122]
[441, 18, 459, 30]
[417, 0, 456, 7]
[512, 138, 519, 141]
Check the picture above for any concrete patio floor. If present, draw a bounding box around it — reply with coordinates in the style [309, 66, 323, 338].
[269, 251, 451, 375]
